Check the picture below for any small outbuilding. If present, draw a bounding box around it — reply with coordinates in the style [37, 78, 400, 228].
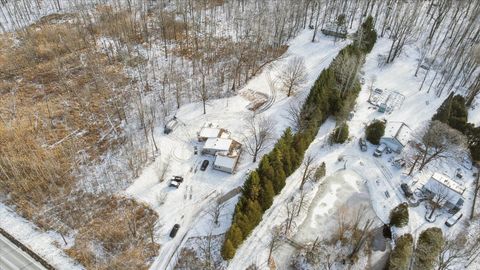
[380, 122, 412, 153]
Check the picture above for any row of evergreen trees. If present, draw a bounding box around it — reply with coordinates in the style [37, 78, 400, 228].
[221, 17, 378, 260]
[432, 93, 480, 161]
[388, 227, 444, 270]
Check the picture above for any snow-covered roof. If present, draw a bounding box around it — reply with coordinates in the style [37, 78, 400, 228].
[198, 127, 222, 139]
[204, 138, 232, 151]
[214, 154, 238, 169]
[383, 122, 411, 146]
[427, 173, 465, 195]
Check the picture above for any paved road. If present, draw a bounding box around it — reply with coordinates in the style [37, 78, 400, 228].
[0, 234, 46, 270]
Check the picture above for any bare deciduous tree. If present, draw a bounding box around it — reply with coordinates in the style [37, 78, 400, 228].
[205, 199, 227, 226]
[283, 196, 301, 236]
[285, 99, 303, 131]
[413, 121, 467, 171]
[300, 154, 316, 190]
[154, 155, 171, 182]
[267, 225, 284, 264]
[425, 182, 453, 220]
[243, 114, 276, 163]
[280, 56, 307, 97]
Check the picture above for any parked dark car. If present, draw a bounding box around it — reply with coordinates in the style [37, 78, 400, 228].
[169, 224, 180, 238]
[400, 183, 413, 197]
[200, 160, 209, 171]
[359, 138, 367, 152]
[172, 176, 184, 182]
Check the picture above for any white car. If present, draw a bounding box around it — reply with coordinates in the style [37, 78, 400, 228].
[169, 180, 181, 189]
[445, 212, 463, 227]
[373, 143, 387, 157]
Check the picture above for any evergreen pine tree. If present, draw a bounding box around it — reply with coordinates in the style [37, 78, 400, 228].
[243, 171, 261, 201]
[366, 119, 386, 145]
[413, 227, 444, 270]
[259, 180, 275, 211]
[432, 92, 454, 123]
[221, 239, 235, 260]
[330, 123, 349, 144]
[229, 223, 244, 247]
[245, 199, 263, 231]
[259, 156, 274, 183]
[388, 234, 413, 270]
[389, 203, 409, 228]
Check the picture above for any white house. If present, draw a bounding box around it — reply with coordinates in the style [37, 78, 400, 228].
[422, 173, 466, 211]
[202, 138, 238, 155]
[380, 122, 412, 153]
[197, 123, 228, 142]
[213, 150, 241, 174]
[198, 122, 242, 173]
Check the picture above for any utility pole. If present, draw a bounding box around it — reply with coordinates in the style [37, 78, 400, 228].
[470, 162, 480, 220]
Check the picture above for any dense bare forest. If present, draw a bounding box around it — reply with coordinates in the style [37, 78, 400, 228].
[0, 0, 478, 269]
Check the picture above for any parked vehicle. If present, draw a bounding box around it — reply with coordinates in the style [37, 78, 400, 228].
[194, 146, 198, 155]
[393, 159, 406, 169]
[164, 116, 178, 134]
[400, 183, 413, 197]
[384, 191, 390, 198]
[172, 176, 184, 182]
[373, 144, 387, 157]
[169, 224, 180, 238]
[200, 160, 209, 171]
[169, 180, 181, 188]
[359, 138, 367, 152]
[445, 212, 463, 227]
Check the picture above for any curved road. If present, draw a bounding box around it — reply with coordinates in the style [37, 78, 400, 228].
[0, 234, 46, 270]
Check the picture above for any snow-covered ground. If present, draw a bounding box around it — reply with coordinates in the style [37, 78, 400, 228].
[226, 33, 479, 268]
[1, 1, 477, 267]
[121, 29, 349, 269]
